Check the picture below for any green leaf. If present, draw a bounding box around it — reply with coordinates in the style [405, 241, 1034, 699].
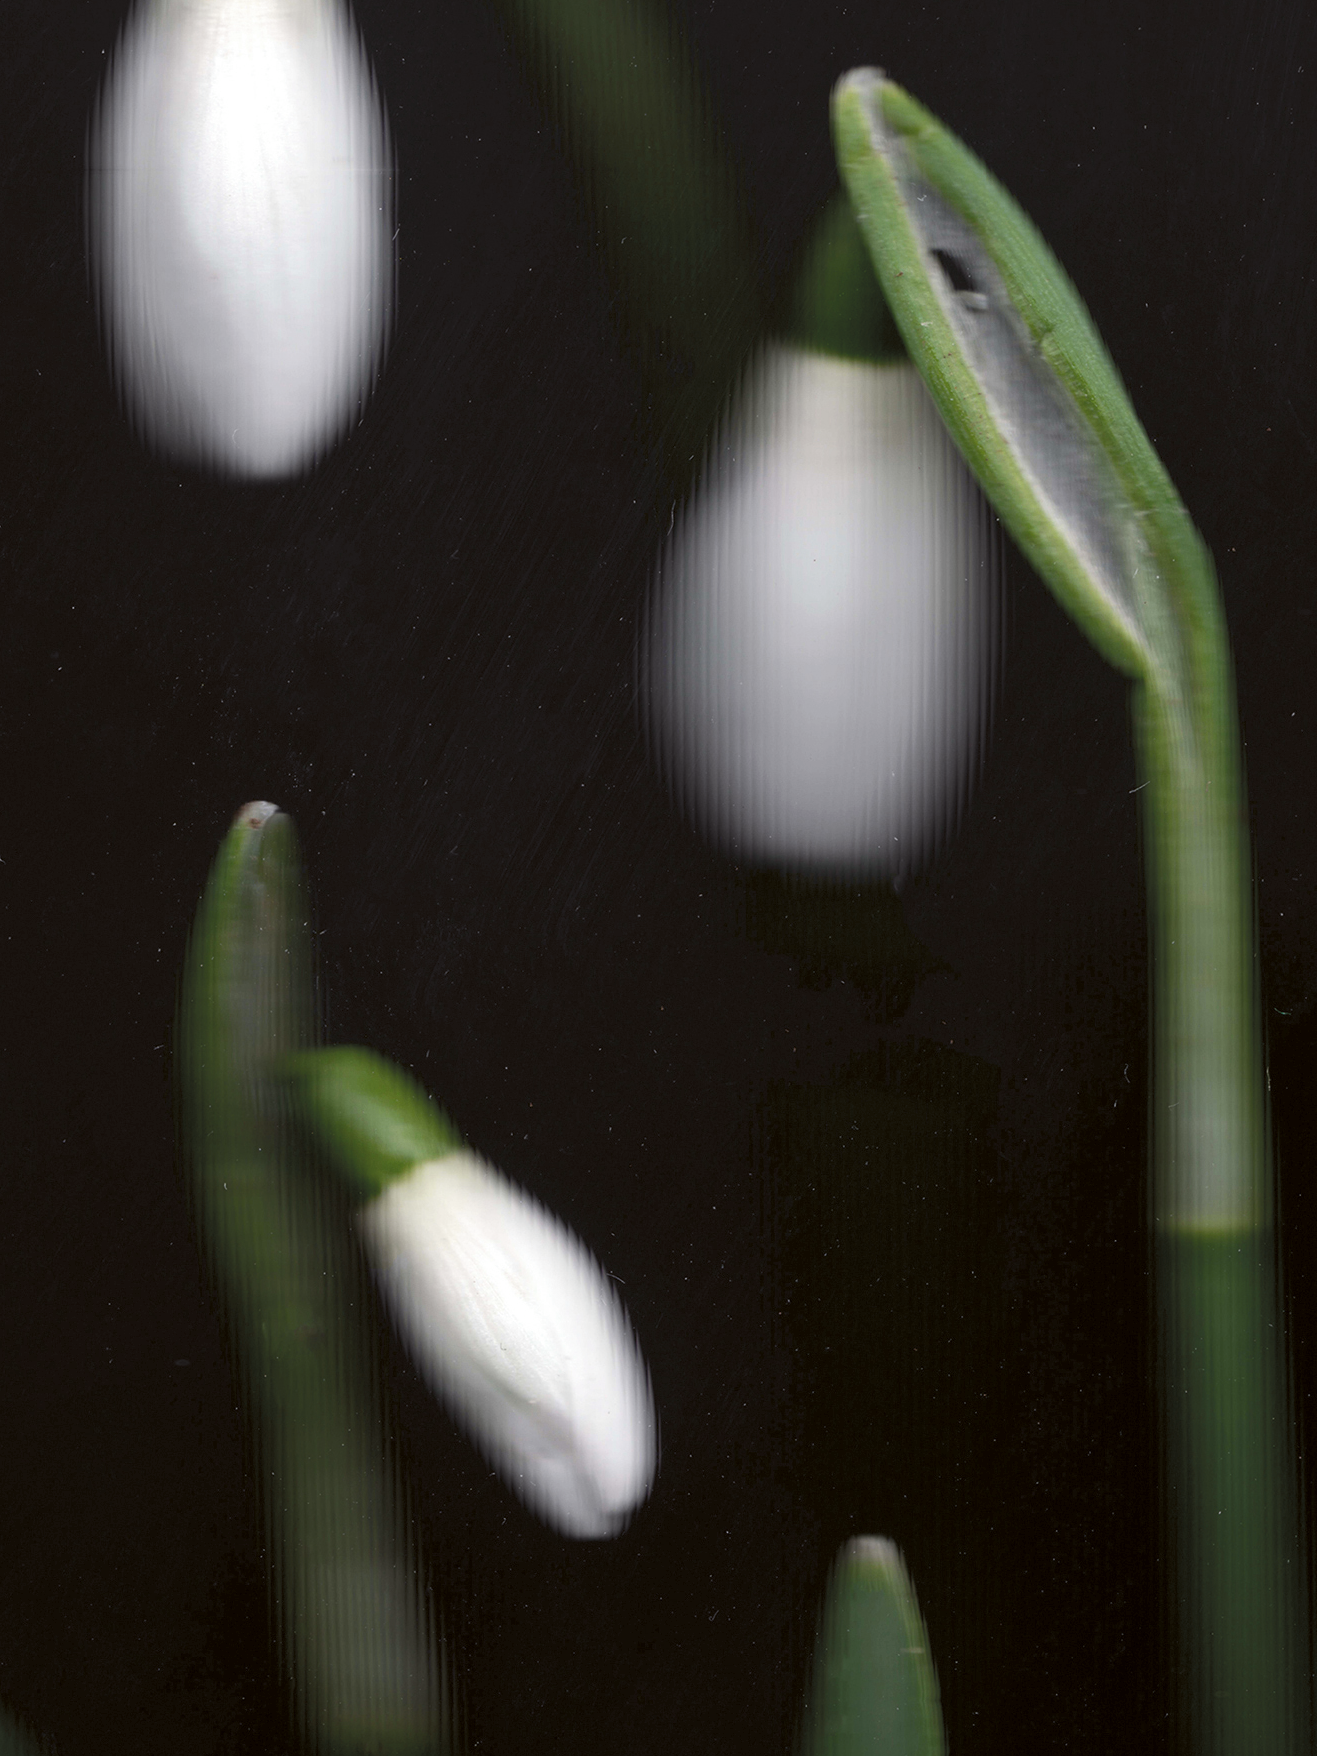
[0, 1704, 42, 1756]
[831, 68, 1221, 689]
[282, 1045, 464, 1204]
[800, 1537, 946, 1756]
[177, 804, 453, 1754]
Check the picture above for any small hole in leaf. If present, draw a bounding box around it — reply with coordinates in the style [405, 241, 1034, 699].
[931, 248, 980, 295]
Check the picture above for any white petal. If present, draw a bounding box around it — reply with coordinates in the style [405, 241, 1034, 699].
[643, 346, 999, 879]
[359, 1153, 657, 1540]
[89, 0, 393, 477]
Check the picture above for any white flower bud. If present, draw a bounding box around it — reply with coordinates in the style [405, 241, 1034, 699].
[643, 345, 998, 879]
[88, 0, 393, 477]
[359, 1152, 657, 1540]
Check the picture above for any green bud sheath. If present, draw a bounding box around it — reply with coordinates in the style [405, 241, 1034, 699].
[283, 1046, 464, 1204]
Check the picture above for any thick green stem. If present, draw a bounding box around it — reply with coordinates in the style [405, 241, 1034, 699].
[1137, 628, 1309, 1752]
[1156, 1231, 1304, 1756]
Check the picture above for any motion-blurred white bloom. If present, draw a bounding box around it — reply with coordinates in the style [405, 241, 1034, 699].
[89, 0, 393, 477]
[359, 1150, 656, 1540]
[643, 345, 998, 879]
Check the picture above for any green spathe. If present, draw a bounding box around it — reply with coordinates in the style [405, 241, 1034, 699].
[283, 1045, 464, 1204]
[831, 68, 1215, 685]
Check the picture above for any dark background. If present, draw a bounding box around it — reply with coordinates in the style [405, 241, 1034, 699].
[2, 2, 1316, 1752]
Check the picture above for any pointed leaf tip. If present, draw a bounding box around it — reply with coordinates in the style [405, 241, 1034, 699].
[801, 1534, 946, 1756]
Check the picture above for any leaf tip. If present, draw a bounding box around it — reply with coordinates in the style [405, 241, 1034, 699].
[844, 1533, 905, 1574]
[831, 66, 885, 138]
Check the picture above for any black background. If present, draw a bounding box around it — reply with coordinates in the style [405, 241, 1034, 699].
[3, 2, 1317, 1753]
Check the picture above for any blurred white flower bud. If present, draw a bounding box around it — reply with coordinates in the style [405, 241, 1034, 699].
[643, 344, 998, 880]
[359, 1151, 657, 1540]
[88, 0, 393, 477]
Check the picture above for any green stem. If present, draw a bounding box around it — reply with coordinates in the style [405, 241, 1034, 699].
[1138, 648, 1308, 1754]
[830, 68, 1312, 1752]
[488, 0, 763, 485]
[177, 806, 453, 1755]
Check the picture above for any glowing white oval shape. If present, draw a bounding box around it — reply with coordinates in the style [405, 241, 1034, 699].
[644, 346, 999, 879]
[359, 1152, 657, 1540]
[89, 0, 393, 477]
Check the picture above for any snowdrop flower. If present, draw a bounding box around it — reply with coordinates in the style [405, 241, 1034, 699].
[363, 1151, 655, 1539]
[88, 0, 393, 477]
[287, 1048, 657, 1540]
[642, 202, 998, 881]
